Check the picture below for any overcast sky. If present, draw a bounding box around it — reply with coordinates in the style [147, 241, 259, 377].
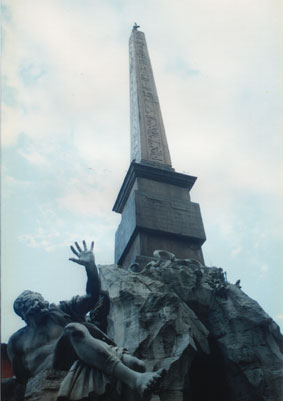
[2, 0, 282, 342]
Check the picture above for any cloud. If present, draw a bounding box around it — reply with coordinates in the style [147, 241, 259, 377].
[231, 246, 242, 258]
[2, 0, 129, 149]
[56, 178, 114, 218]
[1, 0, 282, 342]
[2, 0, 281, 236]
[17, 201, 120, 255]
[260, 264, 269, 273]
[19, 148, 50, 167]
[19, 62, 46, 86]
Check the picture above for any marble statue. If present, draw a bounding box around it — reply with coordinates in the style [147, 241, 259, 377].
[7, 241, 165, 400]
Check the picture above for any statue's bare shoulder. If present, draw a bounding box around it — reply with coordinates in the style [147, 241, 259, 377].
[8, 327, 26, 354]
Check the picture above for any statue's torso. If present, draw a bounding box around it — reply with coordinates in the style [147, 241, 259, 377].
[18, 318, 65, 377]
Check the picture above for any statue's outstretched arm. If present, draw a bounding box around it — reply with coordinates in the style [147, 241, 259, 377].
[69, 241, 101, 309]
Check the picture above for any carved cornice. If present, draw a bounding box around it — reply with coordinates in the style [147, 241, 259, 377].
[113, 161, 197, 213]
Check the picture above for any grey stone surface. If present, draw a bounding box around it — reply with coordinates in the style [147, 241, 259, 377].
[114, 168, 206, 267]
[113, 162, 196, 214]
[114, 28, 206, 269]
[135, 191, 204, 239]
[7, 249, 283, 401]
[24, 370, 67, 401]
[129, 30, 172, 167]
[99, 255, 283, 401]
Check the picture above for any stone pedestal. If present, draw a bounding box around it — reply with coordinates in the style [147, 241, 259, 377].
[113, 162, 206, 267]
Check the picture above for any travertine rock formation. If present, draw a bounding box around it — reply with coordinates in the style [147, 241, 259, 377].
[99, 253, 283, 401]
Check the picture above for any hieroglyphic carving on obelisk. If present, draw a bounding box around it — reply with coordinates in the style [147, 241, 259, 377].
[113, 26, 206, 267]
[129, 28, 172, 167]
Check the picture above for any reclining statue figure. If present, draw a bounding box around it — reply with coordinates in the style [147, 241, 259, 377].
[7, 241, 165, 400]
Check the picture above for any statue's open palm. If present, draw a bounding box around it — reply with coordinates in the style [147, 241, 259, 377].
[69, 241, 95, 266]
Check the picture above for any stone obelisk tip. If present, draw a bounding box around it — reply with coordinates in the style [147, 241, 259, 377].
[129, 29, 172, 167]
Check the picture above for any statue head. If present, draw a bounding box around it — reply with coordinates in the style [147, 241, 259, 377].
[14, 290, 49, 322]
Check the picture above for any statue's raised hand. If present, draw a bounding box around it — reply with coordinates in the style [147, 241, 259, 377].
[69, 241, 95, 267]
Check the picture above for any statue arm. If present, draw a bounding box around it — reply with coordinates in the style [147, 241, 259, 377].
[67, 241, 101, 315]
[7, 332, 29, 383]
[85, 257, 101, 302]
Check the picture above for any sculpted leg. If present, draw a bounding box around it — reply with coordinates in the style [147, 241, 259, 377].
[64, 323, 165, 398]
[63, 323, 121, 375]
[119, 354, 146, 400]
[113, 363, 166, 399]
[122, 353, 146, 372]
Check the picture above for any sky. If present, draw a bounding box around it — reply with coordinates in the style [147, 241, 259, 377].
[1, 0, 282, 343]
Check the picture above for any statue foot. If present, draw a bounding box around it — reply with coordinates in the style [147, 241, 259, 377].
[136, 368, 166, 399]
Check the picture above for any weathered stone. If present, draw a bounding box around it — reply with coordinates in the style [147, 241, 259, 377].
[24, 370, 67, 401]
[99, 256, 283, 401]
[8, 243, 167, 401]
[113, 165, 206, 267]
[6, 252, 283, 401]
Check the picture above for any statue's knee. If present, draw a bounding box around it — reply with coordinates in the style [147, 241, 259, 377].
[64, 323, 87, 340]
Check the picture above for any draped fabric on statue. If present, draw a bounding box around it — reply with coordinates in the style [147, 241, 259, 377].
[44, 299, 126, 400]
[57, 347, 127, 401]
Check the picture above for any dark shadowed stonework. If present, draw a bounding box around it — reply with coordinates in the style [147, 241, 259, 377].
[113, 28, 206, 267]
[5, 254, 283, 401]
[100, 255, 283, 401]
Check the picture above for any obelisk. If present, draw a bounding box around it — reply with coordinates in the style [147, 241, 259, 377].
[129, 26, 172, 167]
[113, 25, 206, 267]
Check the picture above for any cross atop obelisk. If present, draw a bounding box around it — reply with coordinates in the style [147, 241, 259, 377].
[129, 26, 172, 167]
